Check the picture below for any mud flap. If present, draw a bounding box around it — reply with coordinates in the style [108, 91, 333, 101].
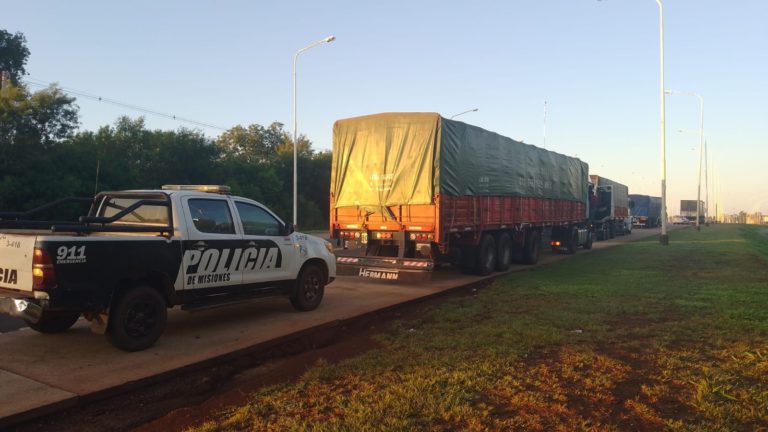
[87, 312, 109, 335]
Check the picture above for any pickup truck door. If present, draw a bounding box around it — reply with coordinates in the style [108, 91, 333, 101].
[180, 197, 243, 290]
[233, 201, 296, 285]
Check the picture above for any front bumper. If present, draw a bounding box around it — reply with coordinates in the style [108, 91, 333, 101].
[0, 296, 43, 323]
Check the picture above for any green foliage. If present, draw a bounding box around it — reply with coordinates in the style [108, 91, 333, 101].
[0, 30, 30, 84]
[0, 82, 80, 209]
[216, 122, 290, 163]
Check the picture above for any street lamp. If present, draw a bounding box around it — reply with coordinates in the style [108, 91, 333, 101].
[449, 108, 479, 120]
[655, 0, 669, 245]
[293, 35, 336, 227]
[667, 90, 704, 230]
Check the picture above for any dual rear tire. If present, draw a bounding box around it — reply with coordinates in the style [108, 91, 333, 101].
[459, 232, 512, 276]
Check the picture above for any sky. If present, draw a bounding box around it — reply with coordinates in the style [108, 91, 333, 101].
[5, 0, 767, 215]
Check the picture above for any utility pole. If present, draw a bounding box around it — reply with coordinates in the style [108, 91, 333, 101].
[543, 100, 547, 149]
[704, 140, 709, 224]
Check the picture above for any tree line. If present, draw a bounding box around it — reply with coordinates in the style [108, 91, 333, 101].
[0, 29, 331, 229]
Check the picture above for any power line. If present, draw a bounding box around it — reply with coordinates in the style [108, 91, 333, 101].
[24, 78, 228, 131]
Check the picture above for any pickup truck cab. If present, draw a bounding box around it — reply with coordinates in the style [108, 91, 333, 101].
[0, 185, 336, 351]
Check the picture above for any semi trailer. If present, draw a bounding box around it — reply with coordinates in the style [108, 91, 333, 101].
[589, 175, 630, 239]
[329, 112, 593, 281]
[629, 194, 661, 228]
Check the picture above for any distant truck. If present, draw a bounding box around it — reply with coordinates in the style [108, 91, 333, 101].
[680, 200, 706, 224]
[629, 194, 661, 228]
[0, 185, 336, 351]
[589, 175, 630, 239]
[329, 112, 593, 281]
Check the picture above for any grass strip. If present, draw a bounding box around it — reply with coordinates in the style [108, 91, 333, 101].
[191, 225, 768, 432]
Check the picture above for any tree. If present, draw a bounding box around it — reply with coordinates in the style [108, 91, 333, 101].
[275, 133, 313, 157]
[0, 30, 30, 85]
[217, 122, 291, 163]
[0, 82, 79, 210]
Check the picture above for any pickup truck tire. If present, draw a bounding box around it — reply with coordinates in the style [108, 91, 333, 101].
[107, 285, 167, 352]
[25, 311, 80, 333]
[495, 232, 512, 272]
[290, 265, 325, 311]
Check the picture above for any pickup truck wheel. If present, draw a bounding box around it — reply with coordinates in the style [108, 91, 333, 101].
[476, 234, 496, 276]
[25, 311, 80, 333]
[495, 232, 512, 272]
[107, 285, 167, 352]
[290, 265, 325, 311]
[522, 230, 540, 265]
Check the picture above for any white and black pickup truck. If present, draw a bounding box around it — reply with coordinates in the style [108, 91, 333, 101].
[0, 185, 336, 351]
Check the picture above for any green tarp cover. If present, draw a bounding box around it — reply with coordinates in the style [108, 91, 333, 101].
[590, 175, 629, 209]
[332, 112, 589, 208]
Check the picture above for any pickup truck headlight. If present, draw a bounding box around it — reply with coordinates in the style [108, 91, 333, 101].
[324, 241, 334, 254]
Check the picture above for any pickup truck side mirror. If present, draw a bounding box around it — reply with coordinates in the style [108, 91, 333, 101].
[283, 223, 295, 236]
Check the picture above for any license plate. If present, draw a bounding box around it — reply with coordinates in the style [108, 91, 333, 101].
[358, 268, 399, 281]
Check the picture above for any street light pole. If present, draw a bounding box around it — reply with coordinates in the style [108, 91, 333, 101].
[656, 0, 669, 245]
[600, 0, 667, 243]
[449, 108, 479, 120]
[704, 140, 709, 224]
[667, 90, 704, 230]
[293, 35, 336, 227]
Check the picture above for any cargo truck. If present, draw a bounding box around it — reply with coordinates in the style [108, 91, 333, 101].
[589, 175, 630, 240]
[329, 113, 593, 281]
[629, 194, 661, 228]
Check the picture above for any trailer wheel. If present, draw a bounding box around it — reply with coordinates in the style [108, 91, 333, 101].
[290, 264, 325, 311]
[583, 231, 593, 250]
[477, 234, 497, 276]
[495, 232, 512, 272]
[522, 230, 540, 265]
[566, 228, 578, 254]
[459, 245, 477, 274]
[25, 311, 80, 334]
[107, 285, 167, 352]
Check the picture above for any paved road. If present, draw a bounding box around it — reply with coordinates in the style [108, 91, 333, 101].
[0, 228, 662, 335]
[0, 226, 672, 427]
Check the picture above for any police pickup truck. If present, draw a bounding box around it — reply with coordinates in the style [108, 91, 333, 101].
[0, 185, 336, 351]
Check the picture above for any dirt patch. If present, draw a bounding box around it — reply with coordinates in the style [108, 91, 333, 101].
[134, 329, 379, 432]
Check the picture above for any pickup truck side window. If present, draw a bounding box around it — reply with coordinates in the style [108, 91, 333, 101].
[188, 199, 236, 234]
[235, 202, 282, 237]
